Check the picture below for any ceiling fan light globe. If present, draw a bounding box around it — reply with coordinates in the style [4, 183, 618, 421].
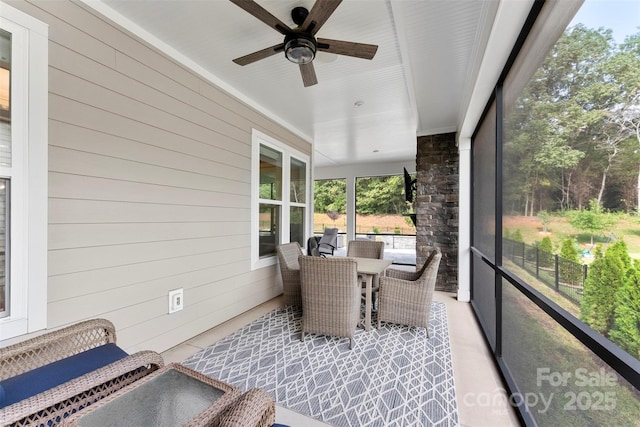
[284, 37, 316, 64]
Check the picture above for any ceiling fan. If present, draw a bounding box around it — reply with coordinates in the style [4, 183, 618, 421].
[230, 0, 378, 87]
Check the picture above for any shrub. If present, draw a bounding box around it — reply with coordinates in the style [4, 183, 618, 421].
[559, 238, 579, 262]
[610, 263, 640, 359]
[581, 241, 630, 336]
[512, 229, 524, 242]
[559, 238, 582, 285]
[538, 236, 554, 268]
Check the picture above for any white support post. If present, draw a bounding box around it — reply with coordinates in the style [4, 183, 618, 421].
[458, 137, 471, 302]
[346, 176, 356, 243]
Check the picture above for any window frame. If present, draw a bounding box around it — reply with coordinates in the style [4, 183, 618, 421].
[0, 4, 48, 340]
[251, 129, 310, 270]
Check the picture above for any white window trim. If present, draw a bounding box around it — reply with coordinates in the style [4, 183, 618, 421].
[251, 129, 310, 270]
[0, 5, 48, 340]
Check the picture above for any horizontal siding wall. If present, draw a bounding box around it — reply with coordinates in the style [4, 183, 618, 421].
[7, 0, 310, 352]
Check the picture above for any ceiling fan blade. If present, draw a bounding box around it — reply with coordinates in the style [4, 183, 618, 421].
[233, 44, 284, 66]
[229, 0, 292, 35]
[299, 63, 318, 87]
[301, 0, 342, 36]
[317, 38, 378, 60]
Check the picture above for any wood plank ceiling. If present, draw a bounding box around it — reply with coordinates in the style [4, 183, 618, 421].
[90, 0, 498, 167]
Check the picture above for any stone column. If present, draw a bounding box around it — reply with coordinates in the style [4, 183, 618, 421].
[415, 133, 459, 292]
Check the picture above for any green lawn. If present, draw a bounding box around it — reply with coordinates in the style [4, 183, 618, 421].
[504, 215, 640, 261]
[502, 284, 640, 426]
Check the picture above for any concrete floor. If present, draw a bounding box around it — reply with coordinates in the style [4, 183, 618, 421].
[161, 291, 521, 427]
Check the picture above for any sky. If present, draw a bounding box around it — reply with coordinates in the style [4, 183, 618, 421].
[571, 0, 640, 44]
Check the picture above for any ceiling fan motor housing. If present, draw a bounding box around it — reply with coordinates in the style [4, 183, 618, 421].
[291, 6, 309, 26]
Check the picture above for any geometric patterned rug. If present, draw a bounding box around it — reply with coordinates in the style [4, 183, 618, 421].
[182, 302, 458, 427]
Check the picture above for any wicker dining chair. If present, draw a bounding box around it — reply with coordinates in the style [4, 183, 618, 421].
[347, 240, 385, 308]
[299, 256, 361, 350]
[276, 242, 303, 307]
[346, 240, 385, 260]
[377, 248, 442, 336]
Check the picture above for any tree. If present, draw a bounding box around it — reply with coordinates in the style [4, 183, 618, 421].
[606, 137, 640, 212]
[537, 210, 551, 233]
[581, 241, 631, 336]
[502, 26, 640, 214]
[612, 33, 640, 214]
[355, 175, 406, 215]
[326, 210, 339, 227]
[555, 25, 621, 208]
[595, 117, 630, 205]
[569, 199, 614, 244]
[314, 179, 346, 214]
[608, 91, 640, 213]
[503, 25, 617, 215]
[609, 262, 640, 358]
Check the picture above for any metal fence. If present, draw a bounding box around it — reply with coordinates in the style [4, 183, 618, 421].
[503, 238, 586, 305]
[315, 224, 416, 235]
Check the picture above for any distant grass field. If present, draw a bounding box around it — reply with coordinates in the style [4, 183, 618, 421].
[504, 215, 640, 260]
[314, 213, 416, 235]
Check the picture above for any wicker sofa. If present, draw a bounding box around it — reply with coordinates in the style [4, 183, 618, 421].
[0, 318, 164, 426]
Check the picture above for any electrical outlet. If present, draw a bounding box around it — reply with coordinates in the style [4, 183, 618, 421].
[168, 288, 184, 314]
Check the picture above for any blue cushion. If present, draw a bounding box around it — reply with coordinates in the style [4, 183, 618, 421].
[0, 381, 5, 405]
[0, 343, 127, 409]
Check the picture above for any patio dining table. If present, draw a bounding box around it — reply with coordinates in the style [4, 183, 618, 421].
[347, 256, 392, 331]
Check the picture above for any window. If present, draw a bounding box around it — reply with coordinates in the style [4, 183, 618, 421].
[251, 130, 309, 269]
[355, 174, 416, 265]
[313, 178, 346, 231]
[0, 4, 47, 340]
[258, 144, 282, 259]
[289, 157, 306, 247]
[471, 1, 640, 424]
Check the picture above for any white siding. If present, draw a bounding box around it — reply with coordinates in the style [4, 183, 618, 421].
[0, 121, 10, 166]
[8, 0, 310, 352]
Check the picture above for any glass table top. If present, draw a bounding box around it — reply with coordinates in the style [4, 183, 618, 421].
[77, 368, 225, 427]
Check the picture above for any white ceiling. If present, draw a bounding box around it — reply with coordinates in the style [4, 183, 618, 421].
[87, 0, 499, 167]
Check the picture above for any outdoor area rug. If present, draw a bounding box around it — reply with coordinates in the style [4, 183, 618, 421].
[182, 302, 458, 427]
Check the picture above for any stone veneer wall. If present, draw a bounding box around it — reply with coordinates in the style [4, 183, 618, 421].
[416, 133, 459, 292]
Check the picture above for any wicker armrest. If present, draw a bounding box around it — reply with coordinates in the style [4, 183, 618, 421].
[380, 275, 425, 293]
[1, 350, 164, 426]
[384, 267, 420, 282]
[216, 388, 276, 427]
[1, 319, 117, 380]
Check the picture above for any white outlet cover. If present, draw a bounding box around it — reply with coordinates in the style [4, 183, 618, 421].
[169, 289, 184, 314]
